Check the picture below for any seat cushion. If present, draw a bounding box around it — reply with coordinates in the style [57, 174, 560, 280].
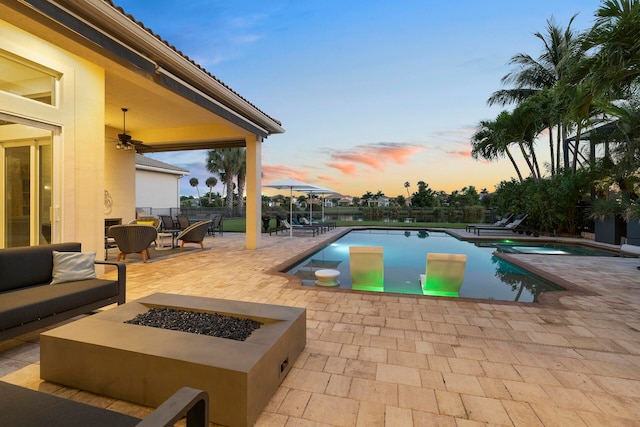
[0, 243, 81, 292]
[0, 279, 119, 331]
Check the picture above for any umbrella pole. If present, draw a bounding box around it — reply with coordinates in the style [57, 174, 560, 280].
[289, 187, 293, 238]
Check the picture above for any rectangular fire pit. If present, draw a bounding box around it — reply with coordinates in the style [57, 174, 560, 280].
[40, 293, 306, 427]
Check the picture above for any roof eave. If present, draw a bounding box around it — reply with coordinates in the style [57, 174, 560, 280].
[90, 0, 285, 135]
[31, 0, 284, 135]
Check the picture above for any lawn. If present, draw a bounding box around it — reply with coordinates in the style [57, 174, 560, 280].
[221, 218, 467, 233]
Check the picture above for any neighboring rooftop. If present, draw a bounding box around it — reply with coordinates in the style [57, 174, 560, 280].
[135, 154, 189, 175]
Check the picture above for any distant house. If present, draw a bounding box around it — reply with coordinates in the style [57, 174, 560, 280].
[367, 197, 390, 207]
[135, 154, 188, 212]
[323, 195, 348, 207]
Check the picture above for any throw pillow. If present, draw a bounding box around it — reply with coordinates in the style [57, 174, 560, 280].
[50, 251, 97, 285]
[137, 221, 155, 226]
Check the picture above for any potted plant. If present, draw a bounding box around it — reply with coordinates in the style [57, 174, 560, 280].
[589, 197, 625, 245]
[624, 201, 640, 245]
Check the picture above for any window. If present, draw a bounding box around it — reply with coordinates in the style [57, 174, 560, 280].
[0, 52, 58, 106]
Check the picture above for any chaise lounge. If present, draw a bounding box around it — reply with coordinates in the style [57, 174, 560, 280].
[473, 214, 528, 236]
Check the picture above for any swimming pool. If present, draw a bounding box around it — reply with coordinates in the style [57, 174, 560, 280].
[474, 240, 617, 256]
[286, 229, 565, 302]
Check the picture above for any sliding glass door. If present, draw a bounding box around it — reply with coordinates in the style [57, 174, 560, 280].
[1, 118, 54, 247]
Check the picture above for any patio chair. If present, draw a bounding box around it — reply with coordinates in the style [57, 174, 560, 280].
[281, 219, 318, 236]
[349, 246, 384, 292]
[129, 217, 162, 247]
[177, 214, 191, 230]
[109, 224, 158, 263]
[160, 215, 177, 231]
[293, 216, 324, 234]
[474, 214, 528, 236]
[208, 214, 223, 236]
[420, 253, 467, 297]
[177, 220, 212, 251]
[466, 213, 512, 232]
[268, 216, 289, 235]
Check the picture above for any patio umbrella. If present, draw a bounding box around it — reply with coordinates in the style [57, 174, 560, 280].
[263, 178, 318, 237]
[297, 185, 335, 221]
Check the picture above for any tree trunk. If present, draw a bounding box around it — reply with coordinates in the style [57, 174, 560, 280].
[505, 149, 524, 182]
[572, 123, 582, 173]
[555, 125, 562, 172]
[225, 179, 234, 216]
[529, 142, 542, 180]
[517, 141, 537, 180]
[548, 126, 555, 176]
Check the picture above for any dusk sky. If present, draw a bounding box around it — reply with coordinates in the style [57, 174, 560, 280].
[113, 0, 603, 199]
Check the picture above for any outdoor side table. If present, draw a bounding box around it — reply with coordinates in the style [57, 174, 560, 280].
[156, 232, 173, 250]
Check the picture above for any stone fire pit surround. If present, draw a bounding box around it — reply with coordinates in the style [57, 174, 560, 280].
[40, 293, 306, 427]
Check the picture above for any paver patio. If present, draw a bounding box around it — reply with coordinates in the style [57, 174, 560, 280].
[1, 229, 639, 426]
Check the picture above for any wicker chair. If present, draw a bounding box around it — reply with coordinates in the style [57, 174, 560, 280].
[177, 220, 212, 251]
[109, 224, 158, 263]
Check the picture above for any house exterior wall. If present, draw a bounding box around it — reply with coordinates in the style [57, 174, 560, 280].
[0, 19, 107, 254]
[135, 169, 181, 210]
[104, 142, 136, 225]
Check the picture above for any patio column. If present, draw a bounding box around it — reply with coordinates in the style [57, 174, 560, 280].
[245, 135, 262, 249]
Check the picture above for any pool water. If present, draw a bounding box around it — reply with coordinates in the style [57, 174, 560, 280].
[475, 241, 617, 256]
[286, 229, 565, 302]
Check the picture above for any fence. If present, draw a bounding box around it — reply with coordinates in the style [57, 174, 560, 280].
[137, 206, 491, 224]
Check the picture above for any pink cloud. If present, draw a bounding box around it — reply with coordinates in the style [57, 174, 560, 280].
[327, 142, 423, 173]
[444, 148, 472, 158]
[327, 162, 358, 175]
[262, 164, 309, 181]
[316, 174, 340, 184]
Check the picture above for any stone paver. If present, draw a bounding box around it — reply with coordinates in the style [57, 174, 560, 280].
[0, 230, 639, 426]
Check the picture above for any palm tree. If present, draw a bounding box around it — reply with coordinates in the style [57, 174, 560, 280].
[582, 0, 640, 99]
[189, 177, 200, 202]
[471, 112, 524, 182]
[206, 149, 244, 216]
[488, 15, 584, 174]
[404, 182, 411, 205]
[205, 176, 218, 204]
[234, 149, 247, 214]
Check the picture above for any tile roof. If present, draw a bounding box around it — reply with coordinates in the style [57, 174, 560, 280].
[135, 153, 189, 174]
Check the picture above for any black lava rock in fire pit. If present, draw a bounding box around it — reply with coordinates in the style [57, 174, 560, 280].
[125, 307, 262, 341]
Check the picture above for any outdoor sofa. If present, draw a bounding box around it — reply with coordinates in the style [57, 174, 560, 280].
[0, 242, 125, 341]
[0, 381, 209, 426]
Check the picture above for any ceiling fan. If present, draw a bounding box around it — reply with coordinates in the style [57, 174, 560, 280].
[116, 107, 144, 150]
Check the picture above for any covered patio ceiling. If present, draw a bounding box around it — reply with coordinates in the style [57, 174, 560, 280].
[103, 68, 253, 153]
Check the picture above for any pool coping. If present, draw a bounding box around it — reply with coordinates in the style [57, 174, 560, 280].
[268, 226, 616, 309]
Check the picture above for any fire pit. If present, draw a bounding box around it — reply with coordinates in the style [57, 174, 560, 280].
[40, 293, 306, 427]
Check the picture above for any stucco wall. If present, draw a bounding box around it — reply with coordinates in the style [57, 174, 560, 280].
[0, 19, 107, 254]
[135, 169, 182, 210]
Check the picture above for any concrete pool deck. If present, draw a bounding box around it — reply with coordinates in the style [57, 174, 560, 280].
[1, 228, 639, 426]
